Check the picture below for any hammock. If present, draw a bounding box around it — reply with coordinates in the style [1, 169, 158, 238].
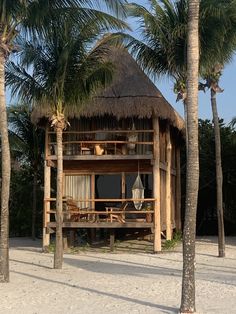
[132, 175, 144, 210]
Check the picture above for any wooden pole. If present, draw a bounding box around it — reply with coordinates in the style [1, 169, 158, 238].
[43, 161, 51, 249]
[152, 116, 161, 252]
[121, 172, 126, 199]
[110, 229, 115, 252]
[176, 147, 182, 231]
[90, 173, 96, 243]
[166, 125, 172, 240]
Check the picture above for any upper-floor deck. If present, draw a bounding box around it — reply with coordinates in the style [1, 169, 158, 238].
[45, 117, 155, 161]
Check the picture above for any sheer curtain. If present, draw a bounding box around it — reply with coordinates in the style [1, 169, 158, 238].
[64, 175, 91, 208]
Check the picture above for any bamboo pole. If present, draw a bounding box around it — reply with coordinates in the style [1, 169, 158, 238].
[166, 125, 172, 240]
[152, 116, 161, 252]
[43, 161, 51, 249]
[176, 147, 182, 231]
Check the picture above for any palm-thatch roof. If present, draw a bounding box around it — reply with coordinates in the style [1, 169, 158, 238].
[32, 48, 184, 131]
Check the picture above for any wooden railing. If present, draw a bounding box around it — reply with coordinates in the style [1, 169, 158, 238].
[46, 129, 154, 158]
[44, 198, 155, 224]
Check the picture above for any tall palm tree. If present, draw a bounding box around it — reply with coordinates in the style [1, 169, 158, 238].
[6, 15, 123, 268]
[200, 0, 236, 257]
[0, 0, 127, 280]
[126, 0, 236, 257]
[8, 104, 44, 240]
[180, 1, 200, 312]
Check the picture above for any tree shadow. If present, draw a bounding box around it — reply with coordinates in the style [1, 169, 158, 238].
[11, 270, 178, 314]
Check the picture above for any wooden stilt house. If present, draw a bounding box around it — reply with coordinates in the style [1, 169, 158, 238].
[34, 48, 184, 252]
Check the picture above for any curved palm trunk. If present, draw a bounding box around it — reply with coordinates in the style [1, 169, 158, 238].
[211, 89, 225, 257]
[54, 125, 64, 269]
[180, 1, 200, 313]
[32, 170, 37, 240]
[0, 51, 11, 282]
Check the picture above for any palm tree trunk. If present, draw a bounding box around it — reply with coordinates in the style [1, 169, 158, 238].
[180, 1, 200, 313]
[32, 170, 37, 240]
[0, 51, 11, 282]
[211, 88, 225, 257]
[54, 124, 64, 269]
[183, 99, 188, 154]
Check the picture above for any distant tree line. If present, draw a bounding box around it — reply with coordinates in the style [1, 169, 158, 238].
[181, 119, 236, 236]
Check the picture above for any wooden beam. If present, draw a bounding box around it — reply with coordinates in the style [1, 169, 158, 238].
[152, 116, 161, 252]
[48, 155, 153, 161]
[121, 172, 126, 199]
[48, 222, 154, 228]
[165, 124, 172, 240]
[43, 161, 51, 249]
[110, 229, 115, 252]
[176, 147, 182, 231]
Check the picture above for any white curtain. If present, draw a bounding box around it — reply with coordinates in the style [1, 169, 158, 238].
[64, 175, 91, 208]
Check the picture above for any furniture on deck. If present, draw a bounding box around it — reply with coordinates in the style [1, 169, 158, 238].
[65, 199, 89, 222]
[105, 202, 128, 223]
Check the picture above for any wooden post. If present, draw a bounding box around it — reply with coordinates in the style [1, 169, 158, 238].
[166, 125, 172, 240]
[152, 116, 161, 252]
[176, 147, 182, 231]
[121, 172, 125, 199]
[43, 161, 51, 249]
[110, 229, 115, 252]
[90, 173, 96, 243]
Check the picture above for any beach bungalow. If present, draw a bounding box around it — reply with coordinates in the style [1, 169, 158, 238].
[33, 48, 184, 252]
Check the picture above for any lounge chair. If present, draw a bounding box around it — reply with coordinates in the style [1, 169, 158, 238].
[105, 202, 128, 223]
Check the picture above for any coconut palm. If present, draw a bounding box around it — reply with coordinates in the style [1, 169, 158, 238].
[180, 1, 200, 312]
[126, 0, 236, 258]
[8, 104, 44, 240]
[231, 117, 236, 127]
[0, 0, 128, 280]
[200, 1, 236, 257]
[6, 14, 122, 268]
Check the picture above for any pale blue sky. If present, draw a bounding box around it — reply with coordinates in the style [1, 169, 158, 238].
[129, 0, 236, 123]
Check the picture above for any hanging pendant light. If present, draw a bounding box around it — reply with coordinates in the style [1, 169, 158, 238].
[132, 162, 144, 210]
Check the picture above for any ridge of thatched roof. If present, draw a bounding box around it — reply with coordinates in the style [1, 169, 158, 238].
[32, 47, 184, 131]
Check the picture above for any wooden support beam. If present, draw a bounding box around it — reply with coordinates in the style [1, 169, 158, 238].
[165, 125, 172, 240]
[176, 147, 182, 231]
[152, 116, 161, 252]
[90, 173, 96, 243]
[110, 229, 115, 252]
[43, 161, 51, 249]
[121, 172, 126, 199]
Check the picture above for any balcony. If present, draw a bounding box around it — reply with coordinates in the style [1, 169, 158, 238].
[46, 129, 154, 161]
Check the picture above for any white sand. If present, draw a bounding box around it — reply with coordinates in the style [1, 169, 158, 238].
[0, 237, 235, 314]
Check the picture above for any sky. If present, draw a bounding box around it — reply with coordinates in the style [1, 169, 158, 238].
[128, 0, 236, 124]
[6, 0, 235, 123]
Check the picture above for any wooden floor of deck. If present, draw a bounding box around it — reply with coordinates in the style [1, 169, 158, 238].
[47, 221, 154, 229]
[48, 154, 153, 161]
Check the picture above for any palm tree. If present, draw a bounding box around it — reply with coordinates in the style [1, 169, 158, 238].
[200, 1, 236, 257]
[126, 0, 236, 257]
[6, 14, 124, 268]
[231, 117, 236, 127]
[8, 104, 44, 240]
[0, 0, 127, 280]
[180, 1, 200, 312]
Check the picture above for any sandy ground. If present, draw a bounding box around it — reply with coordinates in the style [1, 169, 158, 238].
[0, 237, 235, 314]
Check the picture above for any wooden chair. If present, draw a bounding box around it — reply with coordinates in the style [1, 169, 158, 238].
[65, 199, 88, 222]
[106, 202, 128, 223]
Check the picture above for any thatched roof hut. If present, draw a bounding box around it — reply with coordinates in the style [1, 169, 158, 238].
[32, 48, 184, 131]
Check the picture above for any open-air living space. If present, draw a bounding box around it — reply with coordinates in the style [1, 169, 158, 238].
[39, 48, 184, 253]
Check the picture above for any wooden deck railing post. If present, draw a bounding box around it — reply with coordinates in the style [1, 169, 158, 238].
[153, 116, 161, 252]
[176, 147, 182, 231]
[166, 124, 172, 240]
[43, 161, 51, 249]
